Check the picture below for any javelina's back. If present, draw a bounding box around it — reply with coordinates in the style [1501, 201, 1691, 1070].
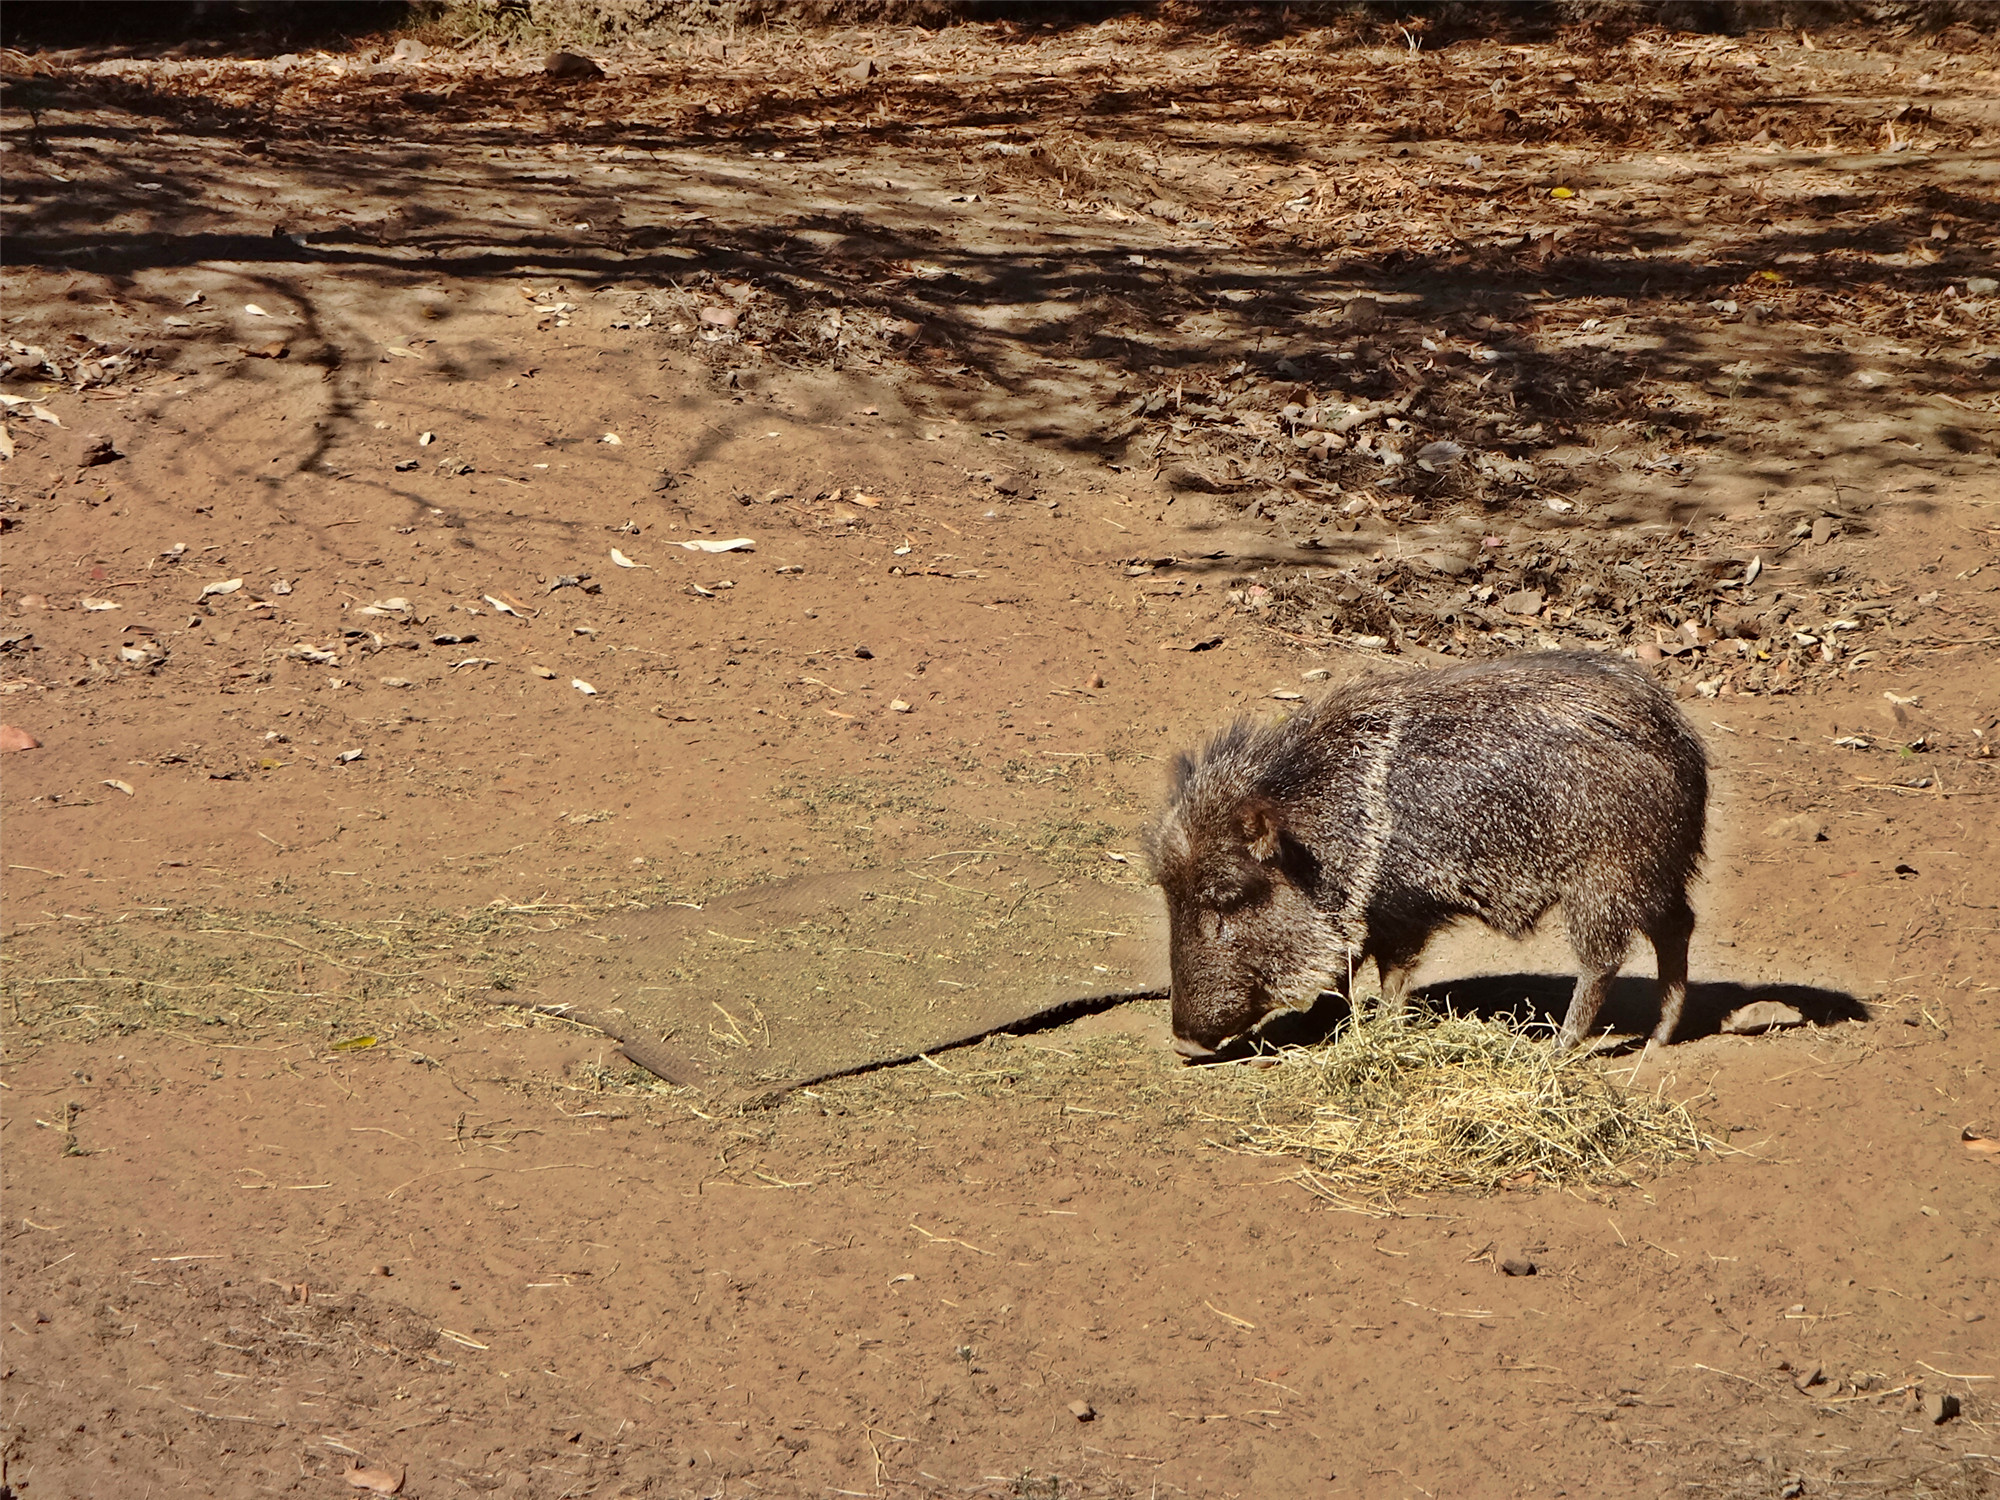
[1147, 651, 1708, 1056]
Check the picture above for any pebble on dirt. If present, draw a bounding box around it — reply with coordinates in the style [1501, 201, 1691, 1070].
[78, 433, 122, 467]
[1498, 1250, 1537, 1277]
[1762, 814, 1828, 843]
[1719, 1001, 1806, 1036]
[1067, 1399, 1095, 1422]
[341, 1461, 406, 1494]
[1923, 1391, 1961, 1425]
[1, 724, 41, 752]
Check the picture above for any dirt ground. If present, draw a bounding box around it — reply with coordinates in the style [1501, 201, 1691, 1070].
[3, 11, 1999, 1498]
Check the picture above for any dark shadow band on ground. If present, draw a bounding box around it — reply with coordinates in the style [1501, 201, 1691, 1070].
[1217, 972, 1874, 1059]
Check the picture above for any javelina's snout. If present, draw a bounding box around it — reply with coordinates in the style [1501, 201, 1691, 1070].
[1146, 652, 1709, 1059]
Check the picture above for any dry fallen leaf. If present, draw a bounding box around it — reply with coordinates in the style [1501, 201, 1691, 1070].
[1963, 1129, 2000, 1158]
[610, 547, 650, 569]
[198, 578, 244, 601]
[80, 598, 121, 612]
[677, 538, 755, 553]
[342, 1463, 405, 1495]
[243, 303, 271, 317]
[102, 778, 134, 796]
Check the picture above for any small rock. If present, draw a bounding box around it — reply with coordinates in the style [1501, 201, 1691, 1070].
[1720, 1001, 1806, 1036]
[79, 434, 123, 468]
[1424, 547, 1478, 578]
[1085, 672, 1105, 689]
[1923, 1390, 1960, 1425]
[546, 51, 604, 80]
[854, 646, 874, 660]
[1498, 1251, 1536, 1277]
[698, 305, 741, 329]
[1762, 813, 1827, 844]
[390, 37, 430, 63]
[1965, 276, 1998, 297]
[889, 699, 912, 714]
[1793, 1364, 1825, 1391]
[1, 724, 42, 752]
[1811, 516, 1834, 546]
[841, 58, 879, 83]
[1779, 1480, 1804, 1500]
[1499, 588, 1545, 617]
[1067, 1400, 1095, 1422]
[1343, 296, 1381, 329]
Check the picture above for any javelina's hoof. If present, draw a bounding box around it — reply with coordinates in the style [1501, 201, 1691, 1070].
[1171, 1036, 1220, 1063]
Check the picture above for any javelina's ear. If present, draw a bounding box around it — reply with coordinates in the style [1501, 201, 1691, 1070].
[1236, 796, 1285, 864]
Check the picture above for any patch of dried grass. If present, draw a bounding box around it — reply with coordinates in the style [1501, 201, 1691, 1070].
[1210, 1014, 1708, 1200]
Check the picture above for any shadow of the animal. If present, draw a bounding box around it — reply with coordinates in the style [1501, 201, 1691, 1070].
[1229, 974, 1871, 1057]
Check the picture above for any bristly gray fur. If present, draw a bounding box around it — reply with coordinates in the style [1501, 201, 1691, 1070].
[1146, 651, 1709, 1056]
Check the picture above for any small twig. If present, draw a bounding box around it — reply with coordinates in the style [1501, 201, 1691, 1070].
[909, 1218, 995, 1256]
[1204, 1299, 1257, 1330]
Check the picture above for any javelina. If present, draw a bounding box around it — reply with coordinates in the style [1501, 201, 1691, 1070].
[1145, 651, 1708, 1058]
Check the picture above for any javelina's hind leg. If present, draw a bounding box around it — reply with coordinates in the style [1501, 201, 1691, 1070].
[1646, 901, 1696, 1046]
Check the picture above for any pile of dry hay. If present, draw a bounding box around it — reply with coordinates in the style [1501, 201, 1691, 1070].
[1212, 1014, 1709, 1201]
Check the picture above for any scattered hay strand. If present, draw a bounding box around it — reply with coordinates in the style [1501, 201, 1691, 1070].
[1211, 1014, 1709, 1198]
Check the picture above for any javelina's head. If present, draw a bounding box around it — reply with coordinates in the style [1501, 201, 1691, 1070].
[1146, 742, 1348, 1060]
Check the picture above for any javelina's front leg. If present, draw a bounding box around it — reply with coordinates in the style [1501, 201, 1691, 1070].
[1554, 963, 1620, 1053]
[1376, 958, 1415, 1023]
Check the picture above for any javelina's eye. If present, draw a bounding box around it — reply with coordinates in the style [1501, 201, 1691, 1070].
[1203, 871, 1266, 913]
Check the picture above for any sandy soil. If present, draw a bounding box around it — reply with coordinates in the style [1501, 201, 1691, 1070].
[3, 13, 1998, 1498]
